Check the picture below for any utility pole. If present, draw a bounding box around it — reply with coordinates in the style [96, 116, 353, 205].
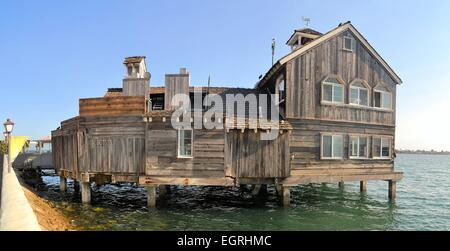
[271, 38, 276, 66]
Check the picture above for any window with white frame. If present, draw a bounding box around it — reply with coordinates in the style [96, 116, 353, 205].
[349, 80, 369, 106]
[344, 36, 354, 51]
[349, 136, 369, 158]
[321, 134, 344, 159]
[373, 137, 391, 159]
[178, 129, 193, 158]
[374, 86, 392, 109]
[322, 77, 344, 104]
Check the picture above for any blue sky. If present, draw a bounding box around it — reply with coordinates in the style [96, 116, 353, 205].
[1, 0, 450, 150]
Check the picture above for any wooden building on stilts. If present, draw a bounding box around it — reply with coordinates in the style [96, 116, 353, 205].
[52, 22, 403, 207]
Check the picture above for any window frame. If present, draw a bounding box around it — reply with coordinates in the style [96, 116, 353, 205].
[372, 137, 392, 159]
[343, 36, 354, 52]
[321, 133, 344, 160]
[349, 80, 370, 107]
[374, 86, 393, 110]
[321, 76, 345, 104]
[349, 135, 370, 159]
[177, 129, 194, 159]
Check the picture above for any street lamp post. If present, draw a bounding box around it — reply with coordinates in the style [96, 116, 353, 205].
[3, 119, 14, 173]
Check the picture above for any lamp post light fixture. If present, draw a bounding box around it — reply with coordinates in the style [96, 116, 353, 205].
[3, 119, 14, 173]
[4, 119, 14, 134]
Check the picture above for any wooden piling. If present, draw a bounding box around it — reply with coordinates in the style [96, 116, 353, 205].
[147, 186, 157, 208]
[81, 182, 91, 204]
[281, 186, 291, 207]
[388, 180, 397, 201]
[251, 184, 262, 196]
[360, 181, 368, 192]
[59, 176, 67, 192]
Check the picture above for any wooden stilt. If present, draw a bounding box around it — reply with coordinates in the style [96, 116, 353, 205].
[338, 181, 345, 188]
[60, 176, 67, 192]
[281, 186, 291, 207]
[147, 186, 157, 208]
[81, 182, 91, 204]
[275, 184, 283, 196]
[360, 181, 368, 192]
[251, 184, 262, 196]
[388, 180, 397, 201]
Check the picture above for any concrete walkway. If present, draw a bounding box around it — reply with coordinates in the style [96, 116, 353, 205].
[0, 154, 41, 231]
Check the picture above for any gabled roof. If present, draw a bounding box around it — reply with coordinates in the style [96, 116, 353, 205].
[258, 22, 402, 87]
[286, 28, 323, 45]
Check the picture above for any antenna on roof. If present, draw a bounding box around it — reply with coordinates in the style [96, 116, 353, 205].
[302, 16, 311, 27]
[271, 38, 276, 66]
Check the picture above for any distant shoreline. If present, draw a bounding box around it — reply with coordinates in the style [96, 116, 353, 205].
[396, 151, 450, 156]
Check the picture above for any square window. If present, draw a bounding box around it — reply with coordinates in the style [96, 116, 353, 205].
[178, 130, 193, 158]
[360, 89, 368, 106]
[333, 85, 344, 103]
[373, 137, 391, 159]
[344, 37, 353, 51]
[359, 137, 368, 157]
[322, 135, 343, 159]
[322, 135, 332, 158]
[323, 84, 333, 102]
[350, 136, 368, 158]
[350, 88, 359, 104]
[374, 92, 382, 108]
[382, 92, 392, 109]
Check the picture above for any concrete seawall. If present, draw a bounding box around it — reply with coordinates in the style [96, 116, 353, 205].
[0, 154, 41, 231]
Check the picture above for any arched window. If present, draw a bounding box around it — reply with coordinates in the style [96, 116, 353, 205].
[349, 80, 369, 106]
[322, 76, 344, 104]
[374, 85, 392, 109]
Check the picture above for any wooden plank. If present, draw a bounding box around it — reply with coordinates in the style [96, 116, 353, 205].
[139, 176, 235, 186]
[281, 172, 404, 186]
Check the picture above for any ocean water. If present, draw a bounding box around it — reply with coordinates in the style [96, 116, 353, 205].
[34, 154, 450, 230]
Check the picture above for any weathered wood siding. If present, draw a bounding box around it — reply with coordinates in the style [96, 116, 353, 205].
[52, 116, 146, 180]
[285, 29, 397, 125]
[123, 78, 149, 97]
[164, 74, 189, 110]
[225, 130, 290, 178]
[145, 120, 225, 178]
[289, 119, 395, 175]
[79, 96, 146, 117]
[51, 117, 80, 177]
[79, 116, 146, 175]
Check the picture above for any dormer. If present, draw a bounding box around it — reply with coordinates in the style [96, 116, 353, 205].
[286, 28, 322, 51]
[124, 56, 148, 78]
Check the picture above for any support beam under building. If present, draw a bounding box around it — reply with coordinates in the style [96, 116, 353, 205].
[59, 176, 67, 192]
[251, 184, 268, 196]
[281, 186, 291, 207]
[147, 186, 157, 208]
[81, 182, 91, 204]
[360, 181, 368, 192]
[388, 180, 397, 201]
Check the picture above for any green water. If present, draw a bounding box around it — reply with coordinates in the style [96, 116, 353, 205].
[35, 154, 450, 230]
